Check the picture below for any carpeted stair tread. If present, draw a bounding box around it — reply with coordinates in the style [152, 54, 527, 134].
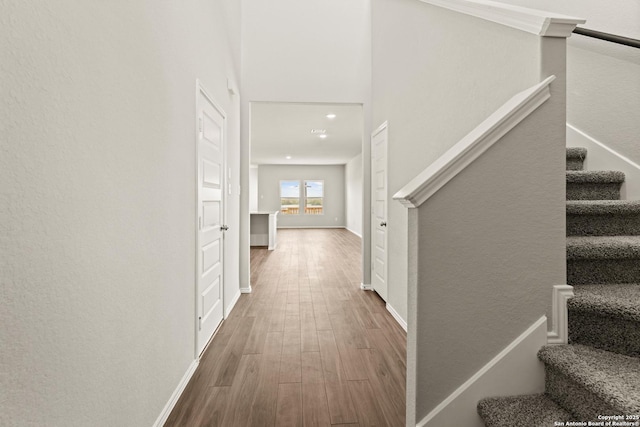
[477, 394, 573, 426]
[566, 171, 624, 200]
[566, 147, 588, 160]
[538, 344, 640, 415]
[566, 147, 587, 171]
[566, 235, 640, 260]
[567, 200, 640, 215]
[566, 170, 625, 184]
[569, 284, 640, 322]
[569, 284, 640, 357]
[567, 201, 640, 236]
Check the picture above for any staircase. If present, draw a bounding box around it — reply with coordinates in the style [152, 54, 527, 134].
[477, 147, 640, 426]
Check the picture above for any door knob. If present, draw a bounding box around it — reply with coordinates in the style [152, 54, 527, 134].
[220, 225, 229, 231]
[380, 222, 387, 227]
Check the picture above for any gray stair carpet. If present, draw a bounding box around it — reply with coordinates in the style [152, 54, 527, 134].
[478, 394, 573, 426]
[569, 284, 640, 357]
[538, 344, 640, 420]
[566, 147, 587, 171]
[478, 147, 640, 426]
[567, 200, 640, 236]
[566, 170, 625, 200]
[567, 235, 640, 285]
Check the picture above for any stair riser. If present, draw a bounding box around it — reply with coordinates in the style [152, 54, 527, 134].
[545, 366, 620, 420]
[566, 158, 584, 171]
[566, 183, 621, 200]
[567, 214, 640, 236]
[567, 259, 640, 285]
[568, 309, 640, 358]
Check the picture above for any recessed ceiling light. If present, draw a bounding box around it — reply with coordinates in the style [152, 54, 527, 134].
[326, 113, 336, 119]
[310, 129, 326, 134]
[286, 155, 292, 159]
[319, 134, 328, 139]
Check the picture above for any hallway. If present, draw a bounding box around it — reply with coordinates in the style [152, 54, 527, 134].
[166, 229, 406, 426]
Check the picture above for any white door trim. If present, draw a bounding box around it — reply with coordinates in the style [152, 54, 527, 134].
[372, 121, 389, 139]
[195, 79, 227, 358]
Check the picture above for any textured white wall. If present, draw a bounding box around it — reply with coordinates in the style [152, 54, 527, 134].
[0, 1, 241, 425]
[372, 0, 541, 324]
[241, 0, 372, 104]
[250, 166, 259, 212]
[566, 34, 640, 164]
[346, 154, 364, 236]
[258, 165, 346, 227]
[240, 0, 373, 288]
[500, 0, 640, 163]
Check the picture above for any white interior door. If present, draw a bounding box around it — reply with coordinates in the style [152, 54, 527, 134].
[196, 83, 225, 356]
[371, 122, 388, 301]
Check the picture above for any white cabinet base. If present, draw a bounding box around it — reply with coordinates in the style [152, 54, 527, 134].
[250, 211, 278, 250]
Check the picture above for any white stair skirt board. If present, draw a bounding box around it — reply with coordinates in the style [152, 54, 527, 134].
[386, 303, 408, 332]
[567, 124, 640, 200]
[547, 284, 574, 345]
[240, 285, 252, 294]
[417, 316, 547, 427]
[153, 359, 199, 427]
[225, 289, 242, 319]
[360, 283, 373, 291]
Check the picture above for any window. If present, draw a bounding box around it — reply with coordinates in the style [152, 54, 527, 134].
[280, 180, 300, 215]
[304, 180, 323, 215]
[279, 180, 324, 215]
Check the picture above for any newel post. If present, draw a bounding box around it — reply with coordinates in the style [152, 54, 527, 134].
[406, 207, 419, 426]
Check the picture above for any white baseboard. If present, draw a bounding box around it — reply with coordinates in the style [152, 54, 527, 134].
[417, 316, 547, 427]
[240, 285, 252, 294]
[385, 303, 408, 332]
[547, 284, 574, 345]
[225, 289, 241, 319]
[346, 227, 362, 238]
[567, 124, 640, 200]
[153, 358, 199, 427]
[360, 283, 373, 291]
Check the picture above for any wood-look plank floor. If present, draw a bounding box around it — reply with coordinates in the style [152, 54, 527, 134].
[165, 229, 406, 427]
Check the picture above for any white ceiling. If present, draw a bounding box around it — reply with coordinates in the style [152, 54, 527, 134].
[250, 102, 363, 165]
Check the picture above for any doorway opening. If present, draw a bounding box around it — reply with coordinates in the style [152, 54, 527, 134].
[248, 101, 365, 289]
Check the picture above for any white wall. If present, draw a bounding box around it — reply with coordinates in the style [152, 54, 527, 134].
[0, 1, 241, 425]
[346, 154, 364, 237]
[240, 0, 372, 288]
[241, 0, 372, 104]
[258, 165, 346, 228]
[499, 0, 640, 163]
[565, 33, 640, 164]
[372, 0, 541, 324]
[250, 166, 259, 211]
